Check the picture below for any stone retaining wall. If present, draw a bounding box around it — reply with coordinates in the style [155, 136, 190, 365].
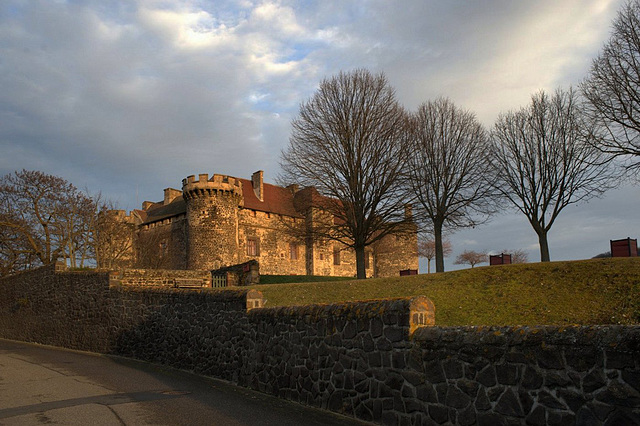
[0, 265, 638, 425]
[114, 268, 211, 287]
[409, 326, 640, 425]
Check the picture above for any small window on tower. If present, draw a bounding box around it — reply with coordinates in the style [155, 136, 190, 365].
[333, 248, 341, 265]
[247, 237, 260, 256]
[289, 242, 298, 260]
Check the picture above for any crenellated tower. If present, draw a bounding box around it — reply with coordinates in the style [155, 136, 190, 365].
[182, 173, 243, 270]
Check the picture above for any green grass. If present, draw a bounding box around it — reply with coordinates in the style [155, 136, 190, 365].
[249, 258, 640, 326]
[259, 275, 352, 284]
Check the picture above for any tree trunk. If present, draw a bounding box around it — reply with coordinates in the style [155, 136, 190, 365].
[434, 221, 445, 273]
[537, 230, 551, 262]
[355, 245, 366, 279]
[427, 258, 431, 274]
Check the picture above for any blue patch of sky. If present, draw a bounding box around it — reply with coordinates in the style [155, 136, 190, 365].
[279, 41, 325, 63]
[193, 0, 248, 27]
[247, 91, 273, 111]
[280, 43, 311, 62]
[2, 2, 24, 19]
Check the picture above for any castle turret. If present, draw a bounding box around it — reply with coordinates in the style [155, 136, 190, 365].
[182, 173, 243, 270]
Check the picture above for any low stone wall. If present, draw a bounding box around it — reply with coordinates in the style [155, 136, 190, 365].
[408, 326, 640, 425]
[115, 268, 211, 287]
[1, 265, 639, 425]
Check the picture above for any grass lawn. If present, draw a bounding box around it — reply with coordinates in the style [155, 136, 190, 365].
[259, 275, 352, 284]
[248, 258, 640, 326]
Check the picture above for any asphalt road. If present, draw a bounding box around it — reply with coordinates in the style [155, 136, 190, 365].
[0, 339, 368, 425]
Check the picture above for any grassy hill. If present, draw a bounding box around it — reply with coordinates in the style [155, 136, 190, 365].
[248, 258, 640, 326]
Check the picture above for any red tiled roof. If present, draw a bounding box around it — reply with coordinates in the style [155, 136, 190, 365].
[141, 177, 303, 224]
[240, 178, 301, 218]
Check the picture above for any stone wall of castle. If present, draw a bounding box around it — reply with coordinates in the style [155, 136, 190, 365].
[1, 265, 638, 425]
[374, 230, 419, 277]
[136, 216, 187, 269]
[129, 172, 418, 277]
[237, 209, 307, 276]
[183, 174, 243, 270]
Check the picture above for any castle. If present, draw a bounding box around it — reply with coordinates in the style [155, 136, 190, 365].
[119, 171, 418, 277]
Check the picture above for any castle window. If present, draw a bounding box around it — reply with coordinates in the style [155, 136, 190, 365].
[319, 253, 324, 261]
[289, 243, 298, 260]
[365, 252, 370, 269]
[247, 237, 260, 256]
[333, 248, 341, 265]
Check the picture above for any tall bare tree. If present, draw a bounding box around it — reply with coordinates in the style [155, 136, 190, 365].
[407, 98, 496, 273]
[582, 0, 640, 170]
[61, 190, 102, 268]
[490, 89, 617, 262]
[95, 209, 136, 270]
[0, 170, 103, 274]
[0, 223, 36, 276]
[280, 69, 413, 279]
[418, 236, 452, 274]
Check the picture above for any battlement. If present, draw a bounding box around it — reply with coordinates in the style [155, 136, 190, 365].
[182, 173, 243, 200]
[103, 209, 137, 224]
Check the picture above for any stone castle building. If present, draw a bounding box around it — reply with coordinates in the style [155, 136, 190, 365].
[123, 171, 418, 277]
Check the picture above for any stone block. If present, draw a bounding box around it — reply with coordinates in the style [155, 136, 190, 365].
[428, 404, 448, 424]
[456, 379, 479, 398]
[445, 385, 471, 409]
[477, 365, 497, 387]
[494, 387, 524, 417]
[475, 388, 491, 411]
[443, 358, 464, 379]
[495, 363, 519, 385]
[423, 360, 446, 383]
[583, 369, 607, 393]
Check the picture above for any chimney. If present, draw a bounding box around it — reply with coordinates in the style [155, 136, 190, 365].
[404, 204, 413, 219]
[252, 170, 264, 202]
[163, 188, 182, 205]
[287, 184, 299, 194]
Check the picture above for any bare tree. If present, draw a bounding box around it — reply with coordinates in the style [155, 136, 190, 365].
[134, 229, 172, 269]
[418, 236, 452, 273]
[0, 223, 36, 276]
[0, 170, 75, 268]
[280, 69, 413, 279]
[592, 251, 612, 258]
[454, 250, 487, 268]
[500, 249, 529, 264]
[490, 89, 617, 262]
[95, 209, 136, 270]
[61, 190, 101, 268]
[0, 170, 105, 274]
[581, 0, 640, 170]
[407, 97, 496, 273]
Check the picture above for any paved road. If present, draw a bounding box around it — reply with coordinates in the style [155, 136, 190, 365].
[0, 339, 368, 425]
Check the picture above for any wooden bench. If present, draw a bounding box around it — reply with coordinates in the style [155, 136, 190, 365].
[173, 278, 208, 289]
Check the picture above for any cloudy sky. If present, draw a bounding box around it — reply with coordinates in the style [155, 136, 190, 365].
[1, 0, 637, 272]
